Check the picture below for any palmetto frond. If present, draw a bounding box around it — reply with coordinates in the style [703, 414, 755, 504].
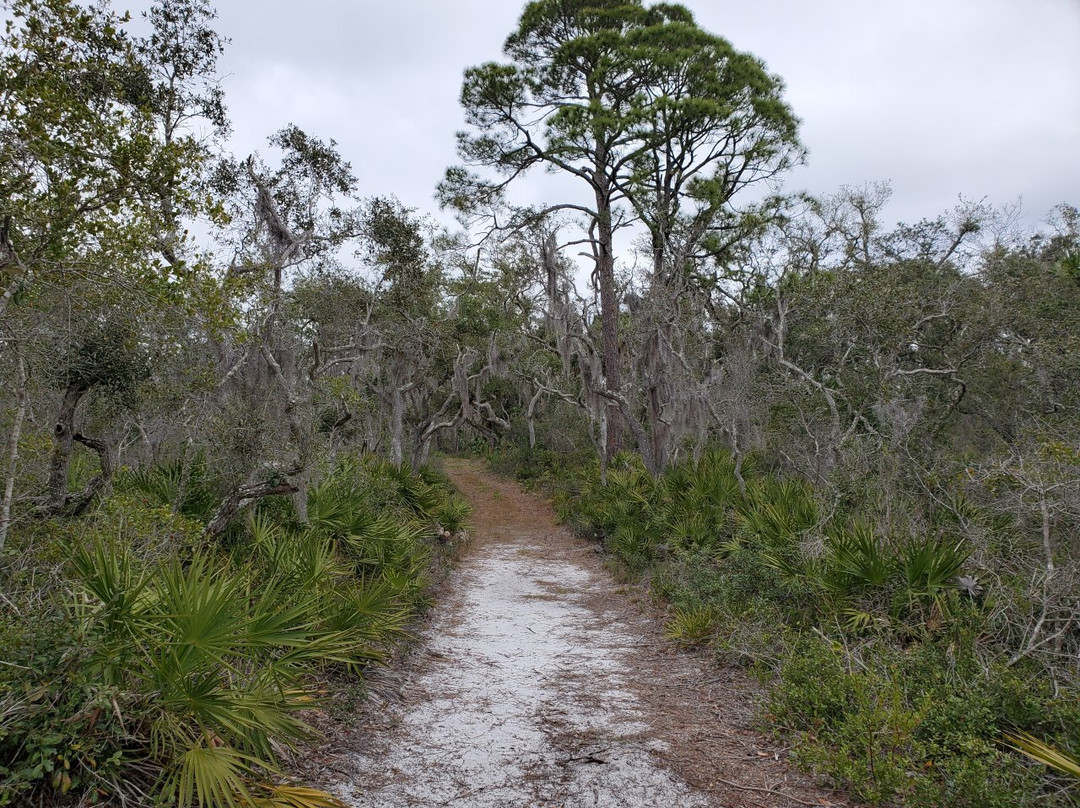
[664, 605, 719, 646]
[825, 521, 890, 591]
[127, 456, 217, 519]
[158, 739, 262, 808]
[434, 492, 472, 534]
[900, 537, 969, 595]
[1004, 731, 1080, 780]
[70, 536, 370, 805]
[249, 784, 348, 808]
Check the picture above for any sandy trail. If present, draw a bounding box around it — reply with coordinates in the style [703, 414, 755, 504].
[321, 458, 846, 808]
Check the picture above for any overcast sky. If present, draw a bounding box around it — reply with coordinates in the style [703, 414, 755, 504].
[133, 0, 1080, 230]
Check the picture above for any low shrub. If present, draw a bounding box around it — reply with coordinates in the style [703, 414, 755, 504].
[540, 448, 1078, 808]
[0, 453, 467, 807]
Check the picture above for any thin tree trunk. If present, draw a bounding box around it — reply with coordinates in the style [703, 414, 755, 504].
[0, 351, 28, 551]
[391, 384, 405, 469]
[526, 386, 543, 450]
[412, 438, 433, 470]
[292, 467, 310, 524]
[66, 433, 116, 516]
[1040, 496, 1054, 576]
[171, 439, 194, 515]
[0, 269, 24, 322]
[644, 326, 672, 476]
[598, 405, 609, 485]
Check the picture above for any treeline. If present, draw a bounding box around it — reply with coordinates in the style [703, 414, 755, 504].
[1, 0, 1078, 806]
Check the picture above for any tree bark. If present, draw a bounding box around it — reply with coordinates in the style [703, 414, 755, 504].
[0, 271, 24, 322]
[391, 384, 406, 469]
[203, 478, 299, 540]
[643, 324, 674, 476]
[292, 466, 310, 524]
[46, 381, 91, 513]
[66, 433, 117, 516]
[0, 351, 28, 551]
[593, 152, 622, 458]
[595, 387, 661, 478]
[526, 386, 544, 449]
[1040, 496, 1054, 576]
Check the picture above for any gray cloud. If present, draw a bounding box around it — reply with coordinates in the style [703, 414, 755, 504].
[127, 0, 1080, 228]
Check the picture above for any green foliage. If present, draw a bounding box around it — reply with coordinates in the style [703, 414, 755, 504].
[606, 522, 655, 575]
[663, 604, 719, 647]
[825, 521, 890, 590]
[50, 315, 153, 405]
[243, 514, 411, 670]
[0, 452, 462, 806]
[1, 0, 162, 262]
[549, 450, 1076, 807]
[489, 443, 593, 490]
[770, 637, 1071, 807]
[434, 492, 472, 534]
[125, 452, 218, 520]
[898, 537, 969, 607]
[59, 531, 384, 806]
[442, 0, 804, 252]
[817, 524, 974, 629]
[738, 477, 818, 547]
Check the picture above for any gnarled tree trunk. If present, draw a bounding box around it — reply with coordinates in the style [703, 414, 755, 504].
[46, 380, 91, 514]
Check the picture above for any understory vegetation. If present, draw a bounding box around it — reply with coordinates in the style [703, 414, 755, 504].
[505, 449, 1078, 807]
[0, 455, 467, 807]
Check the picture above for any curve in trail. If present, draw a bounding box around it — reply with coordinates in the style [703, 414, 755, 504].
[326, 458, 845, 808]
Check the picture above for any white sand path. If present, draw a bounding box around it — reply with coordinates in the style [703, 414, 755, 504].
[321, 459, 847, 808]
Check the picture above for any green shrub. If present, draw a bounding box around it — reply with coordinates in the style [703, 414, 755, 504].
[664, 604, 720, 646]
[433, 492, 471, 534]
[124, 453, 218, 520]
[552, 450, 1077, 807]
[770, 635, 1071, 807]
[490, 443, 592, 488]
[0, 450, 461, 807]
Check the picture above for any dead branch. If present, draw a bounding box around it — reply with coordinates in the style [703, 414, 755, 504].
[202, 476, 300, 540]
[65, 433, 117, 517]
